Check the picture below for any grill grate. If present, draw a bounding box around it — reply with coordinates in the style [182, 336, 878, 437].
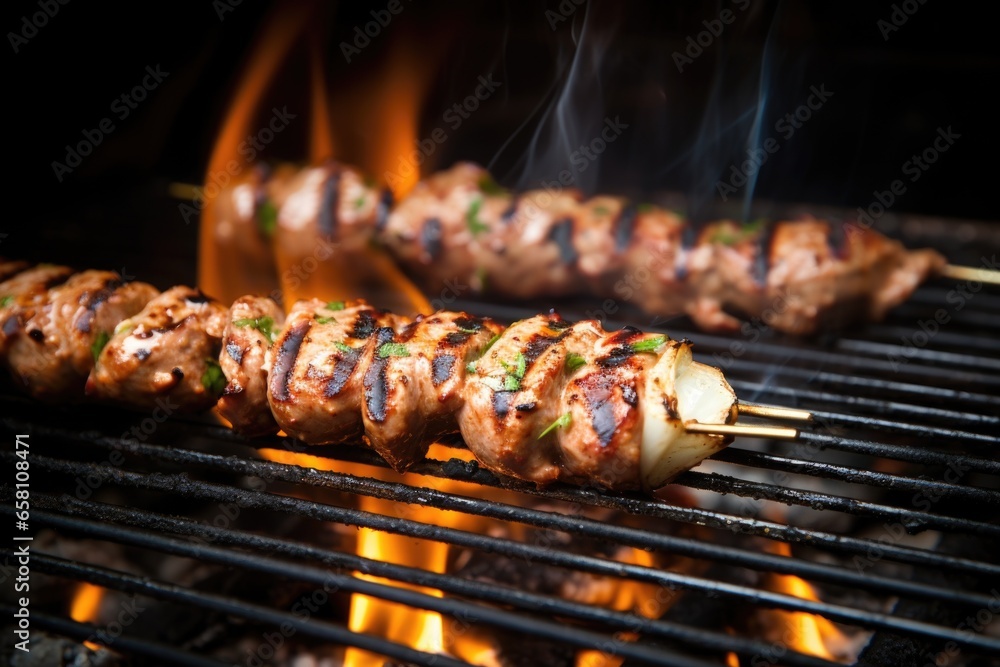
[2, 276, 999, 666]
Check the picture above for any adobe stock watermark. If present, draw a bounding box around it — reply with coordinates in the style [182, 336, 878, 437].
[672, 0, 752, 73]
[716, 83, 834, 202]
[51, 65, 170, 183]
[178, 106, 297, 225]
[340, 0, 412, 63]
[7, 0, 70, 53]
[877, 0, 928, 40]
[544, 0, 585, 30]
[383, 74, 502, 191]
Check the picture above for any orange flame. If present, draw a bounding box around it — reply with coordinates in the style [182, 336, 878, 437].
[70, 582, 105, 650]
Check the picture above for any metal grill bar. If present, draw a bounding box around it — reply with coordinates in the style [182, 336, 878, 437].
[15, 418, 1000, 579]
[12, 553, 476, 667]
[8, 456, 1000, 652]
[19, 508, 833, 667]
[12, 444, 995, 608]
[0, 608, 228, 667]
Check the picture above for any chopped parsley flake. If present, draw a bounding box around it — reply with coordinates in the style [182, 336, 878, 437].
[257, 199, 278, 237]
[483, 351, 526, 392]
[201, 359, 226, 395]
[335, 342, 355, 354]
[233, 316, 278, 343]
[477, 174, 507, 196]
[630, 335, 668, 354]
[482, 333, 500, 353]
[0, 295, 12, 307]
[354, 195, 367, 209]
[114, 321, 134, 335]
[465, 361, 477, 374]
[378, 342, 409, 358]
[501, 352, 526, 379]
[711, 219, 767, 246]
[90, 331, 110, 361]
[538, 412, 572, 439]
[593, 206, 610, 216]
[314, 315, 336, 324]
[565, 352, 586, 372]
[325, 301, 346, 311]
[466, 197, 489, 236]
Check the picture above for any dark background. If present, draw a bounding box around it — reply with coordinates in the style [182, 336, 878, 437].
[4, 0, 997, 282]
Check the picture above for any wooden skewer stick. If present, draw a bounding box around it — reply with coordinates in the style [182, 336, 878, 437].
[737, 402, 813, 422]
[685, 422, 799, 440]
[941, 265, 1000, 287]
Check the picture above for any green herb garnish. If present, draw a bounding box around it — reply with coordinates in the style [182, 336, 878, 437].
[0, 295, 12, 308]
[466, 197, 489, 236]
[483, 334, 500, 352]
[334, 342, 355, 354]
[592, 206, 610, 216]
[501, 352, 526, 380]
[378, 342, 409, 358]
[257, 199, 278, 237]
[91, 331, 110, 361]
[465, 361, 477, 374]
[114, 321, 134, 335]
[538, 412, 572, 439]
[233, 316, 277, 343]
[201, 359, 226, 395]
[483, 351, 526, 392]
[354, 195, 367, 209]
[477, 174, 507, 196]
[314, 315, 337, 324]
[565, 352, 586, 372]
[325, 301, 346, 311]
[457, 326, 480, 334]
[630, 335, 668, 354]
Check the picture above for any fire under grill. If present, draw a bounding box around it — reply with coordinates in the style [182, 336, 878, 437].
[1, 272, 999, 666]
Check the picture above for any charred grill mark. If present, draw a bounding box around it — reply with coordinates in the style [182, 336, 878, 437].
[501, 198, 519, 224]
[375, 188, 394, 232]
[136, 315, 194, 338]
[754, 220, 776, 285]
[547, 318, 571, 330]
[548, 217, 577, 265]
[607, 325, 641, 345]
[352, 312, 377, 339]
[75, 279, 123, 333]
[583, 378, 617, 447]
[270, 319, 310, 402]
[453, 316, 482, 332]
[185, 290, 212, 305]
[622, 384, 638, 407]
[27, 329, 43, 343]
[318, 170, 342, 238]
[522, 331, 568, 366]
[136, 348, 151, 361]
[597, 347, 634, 368]
[445, 331, 471, 345]
[363, 327, 396, 422]
[422, 217, 443, 261]
[43, 273, 72, 291]
[226, 342, 243, 364]
[432, 353, 456, 386]
[492, 390, 514, 418]
[614, 204, 637, 252]
[663, 395, 680, 419]
[515, 401, 537, 412]
[171, 367, 184, 381]
[326, 350, 360, 398]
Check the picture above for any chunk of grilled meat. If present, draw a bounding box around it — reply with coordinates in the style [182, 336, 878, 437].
[218, 295, 285, 436]
[236, 161, 947, 334]
[265, 299, 402, 445]
[0, 264, 74, 355]
[460, 315, 737, 491]
[361, 310, 503, 471]
[5, 271, 158, 400]
[86, 286, 228, 411]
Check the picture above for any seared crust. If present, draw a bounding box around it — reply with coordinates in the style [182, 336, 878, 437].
[0, 265, 75, 356]
[6, 271, 158, 400]
[265, 299, 403, 445]
[361, 310, 503, 471]
[86, 286, 228, 412]
[218, 295, 285, 436]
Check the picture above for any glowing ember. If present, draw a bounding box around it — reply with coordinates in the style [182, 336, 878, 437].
[69, 582, 104, 650]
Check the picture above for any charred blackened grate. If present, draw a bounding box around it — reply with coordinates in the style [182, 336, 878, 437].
[1, 275, 998, 667]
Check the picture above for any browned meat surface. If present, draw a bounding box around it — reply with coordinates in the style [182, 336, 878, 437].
[0, 261, 31, 282]
[361, 310, 503, 471]
[265, 299, 403, 445]
[86, 286, 228, 412]
[0, 264, 75, 355]
[5, 271, 158, 400]
[218, 295, 285, 436]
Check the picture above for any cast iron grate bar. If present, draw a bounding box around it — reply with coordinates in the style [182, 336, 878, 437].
[23, 502, 839, 667]
[11, 418, 1000, 579]
[0, 607, 228, 667]
[17, 551, 723, 667]
[6, 458, 1000, 652]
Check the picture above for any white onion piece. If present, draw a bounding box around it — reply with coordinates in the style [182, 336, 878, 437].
[640, 342, 737, 490]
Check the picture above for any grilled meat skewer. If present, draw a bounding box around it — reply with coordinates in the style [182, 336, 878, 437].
[212, 161, 947, 335]
[1, 263, 740, 491]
